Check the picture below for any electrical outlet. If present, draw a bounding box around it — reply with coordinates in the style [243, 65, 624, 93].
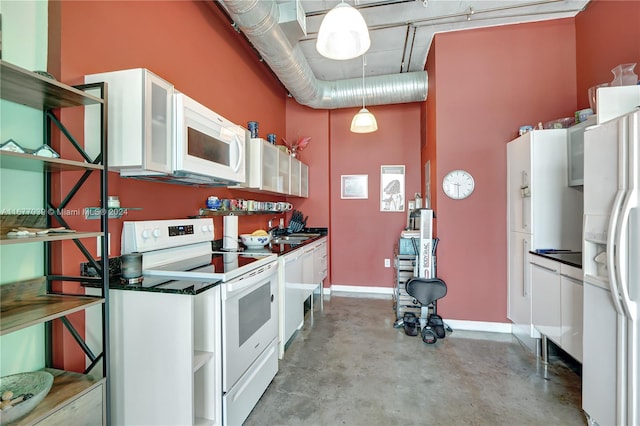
[384, 258, 391, 268]
[97, 233, 111, 258]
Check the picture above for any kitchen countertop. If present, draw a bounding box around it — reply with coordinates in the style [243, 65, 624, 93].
[530, 251, 582, 269]
[214, 227, 328, 257]
[83, 229, 329, 295]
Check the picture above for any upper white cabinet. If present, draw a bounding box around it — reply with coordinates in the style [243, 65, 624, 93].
[567, 116, 597, 187]
[300, 162, 309, 198]
[236, 137, 308, 197]
[85, 68, 174, 174]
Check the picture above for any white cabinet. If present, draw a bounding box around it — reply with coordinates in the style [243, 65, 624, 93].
[560, 264, 583, 362]
[313, 238, 328, 284]
[531, 256, 562, 345]
[300, 162, 309, 198]
[85, 68, 174, 174]
[506, 129, 583, 352]
[508, 232, 539, 351]
[280, 250, 304, 357]
[277, 237, 326, 358]
[530, 255, 583, 362]
[567, 116, 597, 187]
[278, 148, 291, 194]
[237, 138, 308, 197]
[108, 287, 221, 426]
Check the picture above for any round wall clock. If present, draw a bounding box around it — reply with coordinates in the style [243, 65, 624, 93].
[442, 169, 475, 200]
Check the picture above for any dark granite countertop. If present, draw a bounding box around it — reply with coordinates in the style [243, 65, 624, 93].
[530, 251, 582, 269]
[83, 228, 328, 295]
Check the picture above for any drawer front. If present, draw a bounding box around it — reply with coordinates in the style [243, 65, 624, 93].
[36, 383, 104, 425]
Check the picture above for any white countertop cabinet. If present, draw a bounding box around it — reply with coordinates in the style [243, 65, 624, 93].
[108, 286, 222, 425]
[277, 237, 326, 358]
[530, 255, 583, 362]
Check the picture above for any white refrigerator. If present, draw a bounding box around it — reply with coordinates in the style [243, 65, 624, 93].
[582, 108, 639, 426]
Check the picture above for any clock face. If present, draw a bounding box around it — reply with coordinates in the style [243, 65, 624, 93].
[442, 169, 475, 200]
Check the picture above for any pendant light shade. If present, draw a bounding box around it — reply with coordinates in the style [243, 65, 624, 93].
[351, 55, 378, 133]
[316, 2, 371, 60]
[350, 108, 378, 133]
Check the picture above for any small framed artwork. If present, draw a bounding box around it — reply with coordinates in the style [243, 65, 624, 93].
[380, 165, 405, 212]
[341, 174, 368, 199]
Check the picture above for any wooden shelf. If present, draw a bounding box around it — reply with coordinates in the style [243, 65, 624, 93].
[0, 231, 103, 245]
[0, 151, 103, 172]
[13, 368, 105, 425]
[0, 60, 103, 110]
[0, 278, 105, 335]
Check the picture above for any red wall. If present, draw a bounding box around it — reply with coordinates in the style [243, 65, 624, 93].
[426, 19, 578, 322]
[575, 0, 640, 108]
[329, 104, 422, 286]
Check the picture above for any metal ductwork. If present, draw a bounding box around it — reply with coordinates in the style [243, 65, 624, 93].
[219, 0, 428, 110]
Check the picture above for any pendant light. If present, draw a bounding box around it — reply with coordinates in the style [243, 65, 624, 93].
[316, 1, 371, 60]
[351, 56, 378, 133]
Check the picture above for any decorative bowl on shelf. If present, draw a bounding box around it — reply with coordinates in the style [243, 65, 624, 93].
[0, 371, 54, 425]
[239, 234, 272, 248]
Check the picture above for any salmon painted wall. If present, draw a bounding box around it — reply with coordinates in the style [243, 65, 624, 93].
[329, 104, 421, 287]
[47, 1, 288, 371]
[426, 19, 578, 323]
[575, 0, 640, 108]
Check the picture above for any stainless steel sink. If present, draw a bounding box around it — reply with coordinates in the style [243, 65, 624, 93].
[270, 233, 320, 244]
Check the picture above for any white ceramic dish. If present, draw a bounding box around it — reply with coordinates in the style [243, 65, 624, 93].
[239, 234, 271, 248]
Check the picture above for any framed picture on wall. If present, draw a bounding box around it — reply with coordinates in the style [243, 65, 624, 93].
[380, 165, 405, 212]
[341, 175, 368, 199]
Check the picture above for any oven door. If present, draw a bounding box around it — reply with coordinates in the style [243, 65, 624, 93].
[174, 93, 246, 183]
[221, 261, 278, 390]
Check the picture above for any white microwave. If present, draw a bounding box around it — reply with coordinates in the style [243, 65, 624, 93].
[173, 93, 246, 185]
[84, 68, 246, 186]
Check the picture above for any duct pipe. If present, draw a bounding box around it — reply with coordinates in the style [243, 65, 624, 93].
[219, 0, 427, 109]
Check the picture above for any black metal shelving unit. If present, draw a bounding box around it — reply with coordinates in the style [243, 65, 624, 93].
[0, 60, 110, 424]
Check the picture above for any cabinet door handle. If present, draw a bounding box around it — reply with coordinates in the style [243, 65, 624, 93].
[560, 273, 583, 284]
[522, 238, 528, 297]
[531, 262, 558, 273]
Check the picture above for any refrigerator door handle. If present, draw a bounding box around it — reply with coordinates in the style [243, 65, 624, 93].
[616, 115, 638, 321]
[607, 188, 627, 317]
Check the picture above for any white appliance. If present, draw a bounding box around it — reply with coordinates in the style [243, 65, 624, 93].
[582, 108, 639, 426]
[85, 68, 246, 186]
[121, 218, 279, 426]
[172, 92, 246, 185]
[507, 129, 583, 352]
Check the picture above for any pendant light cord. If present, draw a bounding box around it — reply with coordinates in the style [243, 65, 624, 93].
[362, 55, 366, 109]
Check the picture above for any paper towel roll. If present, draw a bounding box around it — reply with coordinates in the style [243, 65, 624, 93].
[223, 215, 239, 250]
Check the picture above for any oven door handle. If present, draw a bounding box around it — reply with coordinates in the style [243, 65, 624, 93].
[223, 264, 277, 296]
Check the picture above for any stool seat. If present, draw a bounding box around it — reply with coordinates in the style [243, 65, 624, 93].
[406, 277, 447, 306]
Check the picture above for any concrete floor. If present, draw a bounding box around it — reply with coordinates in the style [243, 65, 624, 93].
[244, 294, 585, 426]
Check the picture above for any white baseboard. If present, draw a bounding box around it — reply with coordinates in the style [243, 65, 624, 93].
[328, 285, 393, 296]
[444, 319, 512, 334]
[326, 285, 512, 334]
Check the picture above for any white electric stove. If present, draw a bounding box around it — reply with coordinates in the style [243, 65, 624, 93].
[121, 218, 279, 425]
